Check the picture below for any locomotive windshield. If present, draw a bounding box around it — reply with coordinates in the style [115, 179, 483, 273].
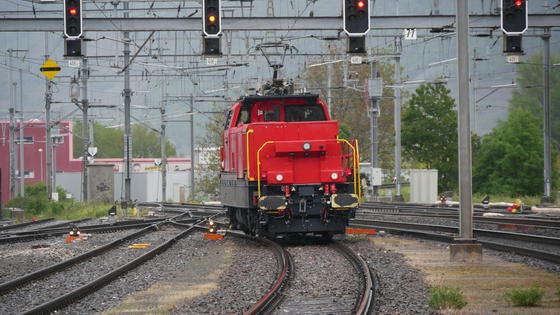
[285, 104, 326, 122]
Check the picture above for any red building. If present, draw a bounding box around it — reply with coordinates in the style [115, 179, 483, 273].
[1, 120, 190, 204]
[0, 120, 79, 204]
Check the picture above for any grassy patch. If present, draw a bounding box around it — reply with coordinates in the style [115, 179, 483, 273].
[6, 183, 111, 220]
[504, 287, 545, 306]
[428, 286, 468, 310]
[556, 288, 560, 300]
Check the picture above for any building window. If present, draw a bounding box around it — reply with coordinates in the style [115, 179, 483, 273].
[52, 135, 64, 144]
[15, 170, 35, 179]
[14, 136, 34, 144]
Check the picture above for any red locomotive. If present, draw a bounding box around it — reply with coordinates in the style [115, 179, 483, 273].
[220, 82, 361, 238]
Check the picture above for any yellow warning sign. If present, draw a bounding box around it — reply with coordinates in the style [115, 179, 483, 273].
[40, 58, 61, 80]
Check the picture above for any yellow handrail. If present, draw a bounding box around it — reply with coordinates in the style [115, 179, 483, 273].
[355, 140, 361, 199]
[245, 129, 254, 180]
[257, 141, 275, 198]
[337, 138, 358, 196]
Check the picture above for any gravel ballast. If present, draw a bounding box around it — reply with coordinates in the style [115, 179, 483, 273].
[0, 229, 141, 283]
[0, 226, 179, 314]
[342, 236, 441, 315]
[272, 239, 361, 314]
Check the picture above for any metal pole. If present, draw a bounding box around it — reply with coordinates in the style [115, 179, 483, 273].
[123, 1, 132, 203]
[45, 81, 52, 199]
[160, 83, 167, 203]
[89, 119, 94, 144]
[18, 68, 24, 196]
[81, 54, 89, 202]
[433, 0, 440, 15]
[456, 0, 473, 240]
[9, 108, 16, 200]
[190, 95, 195, 200]
[394, 53, 402, 199]
[327, 63, 333, 114]
[39, 149, 43, 181]
[8, 49, 17, 198]
[45, 34, 53, 199]
[370, 61, 379, 201]
[542, 29, 552, 203]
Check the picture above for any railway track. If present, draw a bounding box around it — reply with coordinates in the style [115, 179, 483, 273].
[350, 219, 560, 264]
[249, 238, 374, 315]
[0, 213, 219, 315]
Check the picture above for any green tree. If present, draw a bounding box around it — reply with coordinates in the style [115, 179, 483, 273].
[73, 121, 176, 158]
[473, 108, 546, 196]
[401, 83, 458, 191]
[304, 45, 397, 168]
[195, 104, 228, 198]
[510, 52, 560, 144]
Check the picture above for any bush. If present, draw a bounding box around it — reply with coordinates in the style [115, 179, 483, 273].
[6, 182, 111, 220]
[428, 286, 467, 310]
[504, 287, 545, 306]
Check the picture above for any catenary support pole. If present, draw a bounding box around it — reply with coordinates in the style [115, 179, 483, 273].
[44, 34, 53, 199]
[81, 54, 89, 202]
[394, 45, 402, 200]
[8, 49, 17, 198]
[9, 108, 16, 200]
[190, 95, 195, 200]
[370, 61, 379, 199]
[456, 0, 473, 240]
[160, 82, 167, 203]
[450, 0, 482, 263]
[542, 29, 552, 203]
[123, 1, 132, 204]
[327, 62, 332, 114]
[18, 68, 24, 197]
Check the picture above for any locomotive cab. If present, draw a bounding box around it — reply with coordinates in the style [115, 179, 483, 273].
[220, 94, 360, 238]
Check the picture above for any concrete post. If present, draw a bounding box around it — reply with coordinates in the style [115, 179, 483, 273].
[452, 0, 482, 262]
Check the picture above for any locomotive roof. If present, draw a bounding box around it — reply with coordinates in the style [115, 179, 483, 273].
[240, 94, 319, 105]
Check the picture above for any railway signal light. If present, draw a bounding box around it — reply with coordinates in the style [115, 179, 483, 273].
[343, 0, 371, 36]
[203, 0, 222, 38]
[64, 0, 83, 39]
[208, 220, 217, 234]
[501, 0, 528, 35]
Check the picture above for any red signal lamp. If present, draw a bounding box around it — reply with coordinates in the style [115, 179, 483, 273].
[208, 15, 217, 23]
[514, 0, 523, 7]
[68, 8, 78, 15]
[357, 1, 366, 8]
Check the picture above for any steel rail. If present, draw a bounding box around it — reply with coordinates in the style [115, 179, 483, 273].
[350, 223, 560, 264]
[331, 241, 375, 315]
[357, 211, 560, 230]
[0, 223, 158, 294]
[0, 217, 167, 239]
[0, 211, 196, 244]
[20, 215, 215, 315]
[352, 219, 560, 245]
[237, 232, 292, 315]
[28, 218, 92, 230]
[0, 222, 154, 244]
[0, 218, 54, 232]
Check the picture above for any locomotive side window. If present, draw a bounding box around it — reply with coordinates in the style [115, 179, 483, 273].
[285, 105, 326, 122]
[236, 107, 251, 126]
[224, 110, 233, 129]
[264, 105, 281, 122]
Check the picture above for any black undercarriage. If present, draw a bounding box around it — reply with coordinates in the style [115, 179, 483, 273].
[221, 175, 356, 238]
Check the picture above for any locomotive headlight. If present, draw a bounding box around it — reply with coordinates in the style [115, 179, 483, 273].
[302, 142, 311, 151]
[331, 172, 339, 180]
[276, 174, 284, 182]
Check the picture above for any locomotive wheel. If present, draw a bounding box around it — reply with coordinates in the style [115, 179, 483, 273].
[321, 232, 334, 241]
[227, 207, 238, 229]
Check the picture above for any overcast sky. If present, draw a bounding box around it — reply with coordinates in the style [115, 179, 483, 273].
[1, 0, 558, 156]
